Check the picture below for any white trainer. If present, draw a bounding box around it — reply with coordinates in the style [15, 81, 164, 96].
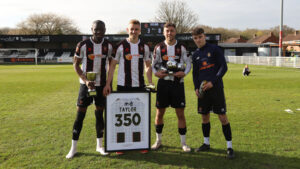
[96, 147, 109, 156]
[151, 140, 162, 150]
[66, 149, 77, 159]
[182, 144, 191, 152]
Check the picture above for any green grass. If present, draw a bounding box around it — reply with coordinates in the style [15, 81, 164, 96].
[0, 64, 299, 169]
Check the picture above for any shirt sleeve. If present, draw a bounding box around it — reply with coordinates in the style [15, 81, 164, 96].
[192, 53, 200, 90]
[114, 44, 123, 62]
[151, 45, 161, 74]
[75, 42, 84, 58]
[212, 46, 227, 84]
[181, 45, 191, 75]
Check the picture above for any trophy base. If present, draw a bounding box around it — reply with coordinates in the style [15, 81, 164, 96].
[88, 90, 97, 97]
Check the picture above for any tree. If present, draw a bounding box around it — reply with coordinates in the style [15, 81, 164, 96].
[16, 13, 80, 35]
[0, 27, 11, 35]
[153, 0, 199, 33]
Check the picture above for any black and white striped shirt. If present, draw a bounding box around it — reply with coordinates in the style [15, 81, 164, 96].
[75, 37, 113, 86]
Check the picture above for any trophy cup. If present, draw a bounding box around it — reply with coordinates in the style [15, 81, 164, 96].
[198, 80, 207, 98]
[86, 72, 97, 96]
[166, 60, 178, 75]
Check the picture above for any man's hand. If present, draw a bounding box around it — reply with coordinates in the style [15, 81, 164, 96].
[155, 71, 168, 79]
[195, 89, 200, 97]
[173, 71, 185, 78]
[103, 84, 111, 96]
[85, 81, 95, 90]
[202, 81, 213, 91]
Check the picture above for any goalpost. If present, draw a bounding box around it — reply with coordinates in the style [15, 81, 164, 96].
[0, 48, 39, 65]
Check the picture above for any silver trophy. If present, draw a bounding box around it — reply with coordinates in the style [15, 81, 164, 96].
[166, 60, 178, 75]
[86, 72, 97, 96]
[155, 61, 185, 75]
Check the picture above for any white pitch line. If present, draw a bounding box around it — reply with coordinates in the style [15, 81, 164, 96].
[284, 109, 294, 114]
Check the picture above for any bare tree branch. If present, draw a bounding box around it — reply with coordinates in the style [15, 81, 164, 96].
[153, 0, 199, 33]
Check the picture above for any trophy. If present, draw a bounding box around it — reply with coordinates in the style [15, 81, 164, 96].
[86, 72, 97, 96]
[154, 60, 185, 75]
[198, 80, 207, 98]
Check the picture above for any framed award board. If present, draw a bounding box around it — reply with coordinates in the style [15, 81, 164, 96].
[105, 92, 150, 152]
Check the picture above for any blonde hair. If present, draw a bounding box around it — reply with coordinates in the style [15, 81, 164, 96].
[129, 19, 140, 26]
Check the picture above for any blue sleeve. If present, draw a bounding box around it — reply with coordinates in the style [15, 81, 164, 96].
[212, 46, 227, 84]
[192, 54, 200, 90]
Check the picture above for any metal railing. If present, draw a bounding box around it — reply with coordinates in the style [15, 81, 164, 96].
[227, 56, 300, 68]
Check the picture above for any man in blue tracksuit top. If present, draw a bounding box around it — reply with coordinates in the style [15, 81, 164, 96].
[191, 27, 234, 159]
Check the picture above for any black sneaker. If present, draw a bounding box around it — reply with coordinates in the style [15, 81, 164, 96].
[227, 148, 235, 159]
[195, 144, 210, 152]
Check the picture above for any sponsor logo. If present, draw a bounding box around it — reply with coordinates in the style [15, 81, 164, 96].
[202, 61, 208, 66]
[162, 55, 169, 61]
[125, 54, 132, 60]
[200, 64, 215, 70]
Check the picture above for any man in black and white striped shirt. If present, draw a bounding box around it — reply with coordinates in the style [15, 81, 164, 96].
[103, 19, 152, 93]
[151, 22, 192, 152]
[103, 19, 153, 155]
[66, 20, 113, 158]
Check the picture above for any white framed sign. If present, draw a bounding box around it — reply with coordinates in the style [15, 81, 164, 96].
[105, 92, 150, 152]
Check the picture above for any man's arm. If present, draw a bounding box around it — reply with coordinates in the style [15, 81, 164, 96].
[152, 45, 168, 79]
[145, 60, 153, 84]
[214, 46, 228, 82]
[73, 56, 94, 89]
[103, 59, 117, 96]
[174, 45, 191, 78]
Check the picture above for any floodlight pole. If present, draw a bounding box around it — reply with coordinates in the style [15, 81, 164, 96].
[279, 0, 283, 57]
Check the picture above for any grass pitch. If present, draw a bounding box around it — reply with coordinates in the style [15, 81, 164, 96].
[0, 64, 299, 169]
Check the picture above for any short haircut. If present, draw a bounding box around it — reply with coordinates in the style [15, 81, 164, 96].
[93, 20, 105, 27]
[129, 19, 140, 26]
[164, 22, 176, 29]
[191, 27, 205, 36]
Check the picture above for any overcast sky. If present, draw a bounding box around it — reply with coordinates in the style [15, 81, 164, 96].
[0, 0, 299, 34]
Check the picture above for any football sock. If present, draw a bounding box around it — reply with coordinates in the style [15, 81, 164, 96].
[204, 137, 210, 145]
[180, 135, 187, 145]
[178, 128, 187, 145]
[72, 111, 86, 140]
[227, 141, 233, 149]
[155, 124, 164, 133]
[156, 133, 162, 141]
[155, 124, 164, 141]
[202, 122, 211, 137]
[96, 138, 103, 149]
[178, 127, 187, 135]
[222, 123, 232, 141]
[95, 110, 104, 138]
[66, 140, 77, 159]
